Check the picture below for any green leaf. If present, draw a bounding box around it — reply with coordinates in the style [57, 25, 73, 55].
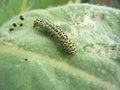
[0, 4, 120, 90]
[0, 0, 76, 26]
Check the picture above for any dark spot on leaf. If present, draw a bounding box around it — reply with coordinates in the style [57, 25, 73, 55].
[13, 23, 17, 27]
[9, 28, 14, 31]
[20, 15, 24, 20]
[20, 23, 23, 27]
[25, 58, 28, 61]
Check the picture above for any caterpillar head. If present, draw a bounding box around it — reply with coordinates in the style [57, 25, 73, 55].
[33, 19, 43, 28]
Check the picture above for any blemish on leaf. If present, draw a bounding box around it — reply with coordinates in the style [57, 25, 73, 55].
[20, 23, 23, 27]
[9, 28, 14, 32]
[13, 23, 17, 27]
[25, 58, 28, 61]
[20, 15, 24, 20]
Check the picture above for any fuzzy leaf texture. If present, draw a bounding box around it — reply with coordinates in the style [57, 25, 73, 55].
[0, 4, 120, 90]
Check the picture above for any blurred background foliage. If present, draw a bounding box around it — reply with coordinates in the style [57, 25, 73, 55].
[0, 0, 120, 26]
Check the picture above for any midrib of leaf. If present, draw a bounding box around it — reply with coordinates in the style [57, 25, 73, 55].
[0, 44, 119, 90]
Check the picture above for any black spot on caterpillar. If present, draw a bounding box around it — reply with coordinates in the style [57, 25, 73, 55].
[33, 19, 77, 55]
